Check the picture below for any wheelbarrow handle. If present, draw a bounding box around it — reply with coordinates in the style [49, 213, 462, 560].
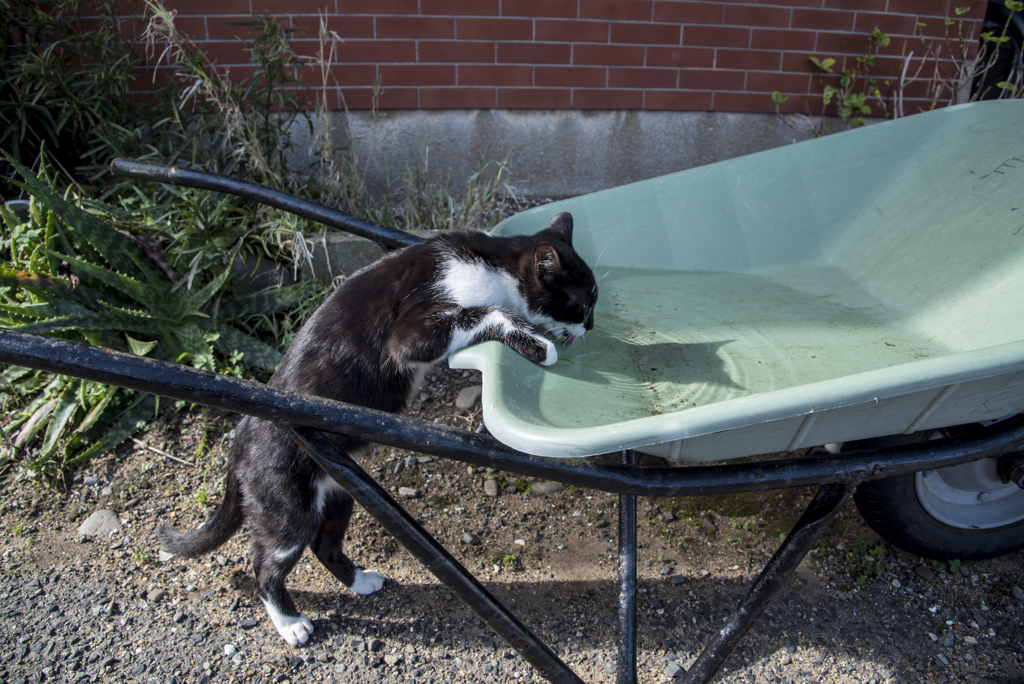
[109, 158, 422, 251]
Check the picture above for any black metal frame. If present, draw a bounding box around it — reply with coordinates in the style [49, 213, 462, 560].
[4, 162, 1021, 683]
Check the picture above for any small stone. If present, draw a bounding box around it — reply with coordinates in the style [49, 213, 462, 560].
[484, 480, 499, 497]
[147, 588, 166, 604]
[663, 660, 682, 678]
[531, 481, 564, 494]
[405, 456, 418, 468]
[455, 385, 483, 409]
[77, 510, 121, 537]
[83, 476, 100, 486]
[671, 575, 687, 586]
[463, 532, 481, 545]
[659, 565, 673, 576]
[392, 459, 405, 475]
[101, 486, 113, 497]
[239, 619, 258, 630]
[100, 655, 115, 668]
[289, 655, 305, 668]
[914, 565, 935, 581]
[158, 550, 173, 563]
[224, 644, 237, 657]
[783, 636, 797, 654]
[942, 633, 955, 647]
[1012, 585, 1024, 602]
[701, 518, 717, 533]
[367, 638, 382, 652]
[964, 636, 978, 645]
[398, 487, 420, 499]
[384, 654, 402, 666]
[662, 511, 675, 522]
[172, 611, 185, 624]
[131, 664, 146, 676]
[604, 662, 617, 675]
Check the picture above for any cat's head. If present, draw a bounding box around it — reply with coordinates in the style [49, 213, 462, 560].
[522, 212, 597, 346]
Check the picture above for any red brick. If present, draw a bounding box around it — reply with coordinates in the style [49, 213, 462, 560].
[377, 16, 454, 39]
[683, 25, 750, 48]
[161, 0, 249, 14]
[888, 0, 954, 14]
[653, 1, 723, 25]
[814, 31, 874, 54]
[646, 46, 715, 68]
[458, 18, 533, 41]
[644, 89, 713, 110]
[337, 0, 419, 13]
[201, 40, 251, 65]
[713, 91, 776, 113]
[332, 40, 417, 63]
[337, 88, 374, 109]
[536, 19, 610, 43]
[610, 22, 680, 45]
[318, 64, 380, 86]
[751, 29, 816, 51]
[573, 88, 644, 109]
[853, 12, 919, 37]
[746, 71, 809, 94]
[502, 0, 578, 18]
[421, 87, 496, 108]
[723, 4, 791, 29]
[288, 15, 375, 40]
[378, 64, 456, 86]
[459, 64, 533, 86]
[497, 88, 571, 108]
[376, 87, 421, 109]
[677, 68, 744, 91]
[535, 66, 607, 87]
[497, 42, 572, 64]
[782, 52, 824, 73]
[716, 49, 781, 71]
[166, 16, 207, 40]
[825, 0, 886, 10]
[251, 0, 328, 12]
[421, 0, 500, 15]
[608, 67, 676, 88]
[773, 94, 817, 114]
[573, 43, 645, 66]
[418, 41, 495, 63]
[792, 9, 854, 32]
[580, 0, 653, 22]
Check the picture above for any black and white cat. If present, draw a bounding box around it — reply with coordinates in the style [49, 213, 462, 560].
[157, 212, 597, 646]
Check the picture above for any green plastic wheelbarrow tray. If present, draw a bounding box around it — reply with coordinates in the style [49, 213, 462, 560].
[450, 100, 1024, 461]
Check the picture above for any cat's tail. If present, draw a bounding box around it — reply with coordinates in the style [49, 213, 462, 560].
[157, 470, 243, 558]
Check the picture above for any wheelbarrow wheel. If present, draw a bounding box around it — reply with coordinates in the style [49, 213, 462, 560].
[848, 432, 1024, 561]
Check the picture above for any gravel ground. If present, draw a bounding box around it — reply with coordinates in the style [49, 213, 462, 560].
[2, 365, 1023, 684]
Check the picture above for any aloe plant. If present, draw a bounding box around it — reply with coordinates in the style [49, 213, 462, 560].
[0, 159, 310, 474]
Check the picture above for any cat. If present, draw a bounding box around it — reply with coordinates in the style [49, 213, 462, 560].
[157, 211, 597, 646]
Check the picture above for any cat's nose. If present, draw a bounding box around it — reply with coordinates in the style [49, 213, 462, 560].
[584, 311, 594, 330]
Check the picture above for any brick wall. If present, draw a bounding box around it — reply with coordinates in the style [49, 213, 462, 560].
[122, 0, 988, 115]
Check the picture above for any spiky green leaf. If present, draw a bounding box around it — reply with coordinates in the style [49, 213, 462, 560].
[39, 381, 80, 459]
[215, 323, 283, 371]
[68, 392, 156, 464]
[220, 282, 312, 320]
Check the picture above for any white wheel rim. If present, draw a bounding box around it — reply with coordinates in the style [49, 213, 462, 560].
[915, 458, 1024, 530]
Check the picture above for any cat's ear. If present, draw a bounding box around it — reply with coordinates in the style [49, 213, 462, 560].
[535, 243, 562, 275]
[543, 212, 573, 246]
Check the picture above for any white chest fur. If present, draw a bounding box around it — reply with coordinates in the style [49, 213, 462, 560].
[437, 256, 531, 319]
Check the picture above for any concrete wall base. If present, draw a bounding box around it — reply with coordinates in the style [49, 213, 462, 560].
[299, 109, 847, 200]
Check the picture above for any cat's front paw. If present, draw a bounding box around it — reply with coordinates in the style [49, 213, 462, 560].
[271, 611, 314, 647]
[538, 337, 558, 366]
[349, 569, 386, 595]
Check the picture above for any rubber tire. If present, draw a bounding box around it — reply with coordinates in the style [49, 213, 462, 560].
[854, 470, 1024, 561]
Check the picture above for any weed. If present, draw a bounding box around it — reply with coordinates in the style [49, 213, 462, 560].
[131, 548, 151, 564]
[841, 538, 887, 587]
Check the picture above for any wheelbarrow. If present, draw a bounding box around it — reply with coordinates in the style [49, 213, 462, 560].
[2, 99, 1023, 684]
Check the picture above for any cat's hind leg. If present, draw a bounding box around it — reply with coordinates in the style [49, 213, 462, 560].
[311, 482, 386, 595]
[251, 539, 315, 646]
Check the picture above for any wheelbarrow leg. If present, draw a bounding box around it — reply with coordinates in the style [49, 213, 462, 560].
[286, 425, 586, 684]
[679, 482, 856, 684]
[617, 450, 638, 684]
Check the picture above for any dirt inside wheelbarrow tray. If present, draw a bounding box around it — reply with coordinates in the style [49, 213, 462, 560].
[1, 365, 1022, 684]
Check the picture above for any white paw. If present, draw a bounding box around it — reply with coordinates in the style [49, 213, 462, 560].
[349, 569, 386, 595]
[538, 337, 558, 366]
[263, 600, 314, 647]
